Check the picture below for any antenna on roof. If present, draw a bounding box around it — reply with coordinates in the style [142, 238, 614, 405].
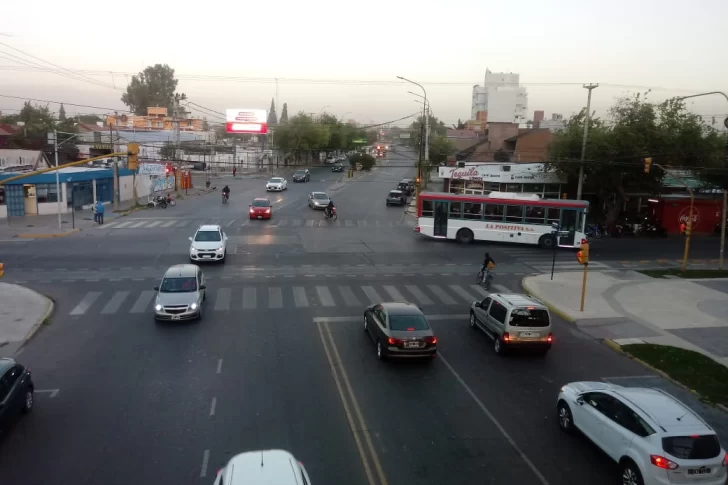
[260, 450, 264, 467]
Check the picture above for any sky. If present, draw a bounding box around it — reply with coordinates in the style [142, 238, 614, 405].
[2, 0, 728, 130]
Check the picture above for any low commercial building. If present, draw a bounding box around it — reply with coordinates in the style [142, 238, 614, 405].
[438, 163, 567, 199]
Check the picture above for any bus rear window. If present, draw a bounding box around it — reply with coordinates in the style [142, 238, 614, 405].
[422, 199, 433, 217]
[509, 308, 550, 327]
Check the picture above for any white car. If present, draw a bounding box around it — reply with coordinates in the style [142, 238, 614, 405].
[213, 449, 312, 485]
[189, 225, 228, 263]
[266, 177, 287, 191]
[557, 381, 728, 485]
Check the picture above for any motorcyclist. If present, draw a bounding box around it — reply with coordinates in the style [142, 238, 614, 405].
[222, 185, 230, 202]
[325, 199, 335, 218]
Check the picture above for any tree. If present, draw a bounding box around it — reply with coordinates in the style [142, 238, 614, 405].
[267, 98, 278, 126]
[121, 64, 180, 115]
[430, 135, 456, 165]
[452, 119, 466, 129]
[547, 92, 726, 223]
[160, 142, 176, 160]
[279, 103, 289, 123]
[78, 114, 102, 124]
[272, 112, 329, 163]
[10, 101, 78, 162]
[350, 153, 376, 171]
[58, 104, 66, 121]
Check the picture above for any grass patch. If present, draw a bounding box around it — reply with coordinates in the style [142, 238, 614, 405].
[621, 343, 728, 406]
[638, 268, 728, 279]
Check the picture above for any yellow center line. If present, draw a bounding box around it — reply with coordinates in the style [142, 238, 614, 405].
[316, 321, 387, 485]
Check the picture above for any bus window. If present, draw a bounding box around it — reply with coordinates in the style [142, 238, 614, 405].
[484, 204, 504, 222]
[577, 210, 586, 232]
[505, 205, 524, 223]
[422, 199, 434, 217]
[525, 206, 546, 224]
[560, 209, 577, 231]
[463, 203, 482, 220]
[449, 202, 462, 219]
[546, 207, 560, 226]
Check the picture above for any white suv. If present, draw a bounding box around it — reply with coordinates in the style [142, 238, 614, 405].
[557, 381, 728, 485]
[213, 449, 312, 485]
[266, 177, 287, 191]
[189, 225, 228, 263]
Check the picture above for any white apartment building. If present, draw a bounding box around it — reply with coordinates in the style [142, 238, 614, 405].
[538, 113, 566, 132]
[471, 70, 528, 123]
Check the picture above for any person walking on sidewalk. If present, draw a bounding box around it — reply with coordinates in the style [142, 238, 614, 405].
[95, 200, 105, 225]
[92, 203, 98, 223]
[232, 166, 237, 178]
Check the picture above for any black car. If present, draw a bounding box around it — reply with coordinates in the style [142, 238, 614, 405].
[0, 358, 34, 430]
[386, 190, 407, 206]
[363, 302, 437, 360]
[292, 169, 310, 182]
[331, 163, 344, 172]
[398, 179, 414, 196]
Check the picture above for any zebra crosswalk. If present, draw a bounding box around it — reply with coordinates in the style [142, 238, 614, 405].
[66, 282, 512, 316]
[100, 218, 411, 230]
[495, 246, 612, 272]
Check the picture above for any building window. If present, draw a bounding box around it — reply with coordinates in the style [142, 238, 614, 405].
[0, 187, 4, 206]
[545, 184, 560, 198]
[524, 184, 544, 195]
[34, 183, 59, 203]
[504, 183, 521, 192]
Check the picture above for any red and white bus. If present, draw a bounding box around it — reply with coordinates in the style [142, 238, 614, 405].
[414, 192, 589, 249]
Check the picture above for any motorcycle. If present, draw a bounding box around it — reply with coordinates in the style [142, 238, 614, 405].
[222, 192, 229, 204]
[324, 206, 337, 221]
[147, 195, 167, 209]
[166, 194, 176, 207]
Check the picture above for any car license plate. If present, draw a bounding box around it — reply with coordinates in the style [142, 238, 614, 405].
[257, 216, 262, 219]
[406, 341, 420, 348]
[203, 254, 211, 258]
[172, 315, 181, 320]
[688, 468, 711, 475]
[520, 332, 537, 338]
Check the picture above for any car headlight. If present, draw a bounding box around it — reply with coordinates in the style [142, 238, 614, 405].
[215, 247, 223, 252]
[190, 303, 198, 310]
[155, 304, 162, 311]
[190, 246, 197, 252]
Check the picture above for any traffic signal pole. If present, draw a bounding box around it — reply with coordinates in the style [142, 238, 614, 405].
[580, 262, 589, 312]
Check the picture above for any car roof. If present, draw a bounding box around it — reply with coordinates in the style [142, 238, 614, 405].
[612, 387, 710, 431]
[224, 449, 301, 485]
[380, 302, 423, 315]
[163, 264, 198, 278]
[197, 224, 221, 232]
[294, 169, 307, 172]
[0, 358, 17, 375]
[389, 190, 403, 194]
[490, 293, 547, 309]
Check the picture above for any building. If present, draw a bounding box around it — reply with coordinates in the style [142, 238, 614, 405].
[0, 124, 19, 148]
[438, 163, 566, 198]
[0, 149, 50, 173]
[538, 114, 566, 132]
[532, 111, 544, 127]
[471, 70, 528, 123]
[106, 107, 206, 132]
[502, 129, 553, 162]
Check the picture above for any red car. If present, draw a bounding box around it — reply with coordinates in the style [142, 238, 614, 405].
[249, 198, 272, 220]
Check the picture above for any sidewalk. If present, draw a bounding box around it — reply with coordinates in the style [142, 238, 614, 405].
[522, 270, 728, 368]
[0, 282, 54, 357]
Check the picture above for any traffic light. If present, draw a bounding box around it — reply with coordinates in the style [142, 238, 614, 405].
[127, 143, 139, 170]
[576, 239, 589, 265]
[165, 165, 171, 175]
[377, 145, 381, 150]
[416, 177, 421, 185]
[644, 157, 652, 174]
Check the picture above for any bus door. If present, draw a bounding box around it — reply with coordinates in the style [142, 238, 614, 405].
[434, 201, 448, 237]
[558, 209, 577, 247]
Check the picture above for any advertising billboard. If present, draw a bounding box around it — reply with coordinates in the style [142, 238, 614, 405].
[226, 109, 268, 134]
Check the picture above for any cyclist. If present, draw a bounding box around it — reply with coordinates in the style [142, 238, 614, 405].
[481, 252, 496, 286]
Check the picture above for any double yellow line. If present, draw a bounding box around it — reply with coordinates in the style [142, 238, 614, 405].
[317, 321, 388, 485]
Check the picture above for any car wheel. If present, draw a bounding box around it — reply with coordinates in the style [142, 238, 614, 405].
[220, 252, 226, 264]
[376, 340, 386, 360]
[469, 312, 477, 328]
[620, 460, 644, 485]
[494, 337, 506, 355]
[198, 302, 204, 320]
[22, 389, 34, 413]
[557, 400, 575, 433]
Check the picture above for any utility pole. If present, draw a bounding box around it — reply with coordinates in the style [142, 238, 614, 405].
[53, 130, 62, 230]
[576, 83, 599, 200]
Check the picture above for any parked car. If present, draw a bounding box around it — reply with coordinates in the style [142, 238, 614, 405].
[189, 225, 228, 263]
[292, 169, 310, 182]
[154, 264, 207, 321]
[363, 302, 437, 360]
[213, 449, 312, 485]
[332, 163, 344, 172]
[0, 358, 34, 431]
[386, 190, 407, 206]
[398, 179, 414, 196]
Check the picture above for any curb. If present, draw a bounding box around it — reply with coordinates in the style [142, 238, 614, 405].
[17, 228, 80, 239]
[602, 339, 728, 414]
[23, 293, 55, 345]
[520, 277, 577, 324]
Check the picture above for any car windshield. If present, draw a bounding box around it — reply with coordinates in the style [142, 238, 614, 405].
[389, 314, 429, 331]
[252, 200, 270, 207]
[389, 191, 402, 197]
[269, 178, 283, 183]
[314, 193, 329, 200]
[509, 308, 550, 327]
[194, 231, 221, 242]
[294, 171, 306, 175]
[662, 435, 721, 460]
[160, 277, 197, 293]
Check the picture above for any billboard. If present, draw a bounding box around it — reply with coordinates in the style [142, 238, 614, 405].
[138, 163, 167, 176]
[226, 109, 268, 134]
[399, 133, 411, 139]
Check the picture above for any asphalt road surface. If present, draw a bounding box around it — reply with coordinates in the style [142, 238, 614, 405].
[0, 148, 726, 485]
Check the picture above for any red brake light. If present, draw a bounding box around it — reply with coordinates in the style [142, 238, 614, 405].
[547, 333, 553, 343]
[414, 226, 421, 232]
[426, 336, 437, 345]
[722, 453, 728, 467]
[650, 455, 679, 470]
[406, 327, 415, 331]
[503, 332, 511, 342]
[387, 337, 402, 345]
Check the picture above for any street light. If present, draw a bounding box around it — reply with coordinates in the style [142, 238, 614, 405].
[397, 76, 429, 202]
[52, 130, 79, 231]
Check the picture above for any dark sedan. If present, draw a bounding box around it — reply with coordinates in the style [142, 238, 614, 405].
[386, 190, 407, 206]
[0, 358, 34, 430]
[363, 302, 437, 360]
[331, 163, 344, 172]
[292, 170, 310, 182]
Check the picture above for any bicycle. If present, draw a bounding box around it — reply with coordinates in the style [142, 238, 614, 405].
[476, 267, 494, 291]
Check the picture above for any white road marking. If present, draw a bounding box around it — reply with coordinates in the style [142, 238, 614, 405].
[216, 359, 223, 374]
[209, 397, 217, 416]
[200, 450, 210, 478]
[35, 389, 60, 398]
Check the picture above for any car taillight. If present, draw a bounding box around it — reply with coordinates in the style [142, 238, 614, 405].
[503, 332, 511, 342]
[414, 226, 421, 232]
[650, 455, 679, 470]
[387, 337, 402, 345]
[723, 453, 728, 467]
[425, 336, 437, 345]
[547, 333, 553, 343]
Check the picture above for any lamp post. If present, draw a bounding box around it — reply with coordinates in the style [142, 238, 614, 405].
[67, 176, 75, 229]
[52, 130, 80, 231]
[398, 76, 429, 203]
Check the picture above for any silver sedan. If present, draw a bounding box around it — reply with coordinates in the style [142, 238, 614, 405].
[308, 192, 330, 209]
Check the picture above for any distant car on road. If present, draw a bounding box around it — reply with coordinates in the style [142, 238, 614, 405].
[332, 163, 344, 172]
[214, 449, 312, 485]
[363, 302, 437, 360]
[189, 224, 228, 263]
[557, 381, 728, 485]
[308, 191, 331, 210]
[386, 190, 407, 206]
[0, 358, 34, 431]
[266, 177, 287, 191]
[154, 264, 207, 321]
[398, 179, 414, 196]
[249, 198, 272, 220]
[292, 169, 310, 182]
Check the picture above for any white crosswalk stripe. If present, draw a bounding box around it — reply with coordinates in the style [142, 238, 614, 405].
[66, 282, 514, 316]
[100, 218, 407, 230]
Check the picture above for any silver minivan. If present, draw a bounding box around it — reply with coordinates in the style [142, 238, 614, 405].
[153, 264, 207, 321]
[469, 293, 553, 355]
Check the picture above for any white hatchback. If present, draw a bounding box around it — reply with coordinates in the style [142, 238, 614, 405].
[189, 225, 228, 263]
[557, 381, 728, 485]
[213, 449, 312, 485]
[266, 177, 287, 191]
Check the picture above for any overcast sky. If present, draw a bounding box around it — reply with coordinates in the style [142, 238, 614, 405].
[2, 0, 727, 129]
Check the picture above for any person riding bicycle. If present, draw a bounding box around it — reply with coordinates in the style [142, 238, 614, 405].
[325, 199, 335, 218]
[222, 185, 230, 201]
[482, 252, 496, 274]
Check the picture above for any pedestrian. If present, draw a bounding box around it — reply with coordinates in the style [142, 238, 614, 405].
[92, 203, 98, 223]
[95, 200, 105, 225]
[232, 166, 237, 178]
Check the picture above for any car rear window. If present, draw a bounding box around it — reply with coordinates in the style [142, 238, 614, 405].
[389, 315, 429, 331]
[252, 200, 270, 207]
[389, 191, 401, 197]
[662, 435, 721, 460]
[195, 231, 221, 242]
[509, 308, 550, 327]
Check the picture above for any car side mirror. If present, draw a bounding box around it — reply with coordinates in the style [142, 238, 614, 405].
[154, 286, 159, 291]
[474, 301, 480, 308]
[199, 285, 206, 290]
[576, 396, 585, 406]
[188, 237, 193, 241]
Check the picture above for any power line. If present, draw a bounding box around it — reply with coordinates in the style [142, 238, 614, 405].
[0, 94, 131, 113]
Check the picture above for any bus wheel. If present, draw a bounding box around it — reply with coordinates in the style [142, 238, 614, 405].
[539, 234, 555, 249]
[456, 228, 474, 244]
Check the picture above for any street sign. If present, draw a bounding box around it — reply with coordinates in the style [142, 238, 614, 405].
[139, 163, 166, 176]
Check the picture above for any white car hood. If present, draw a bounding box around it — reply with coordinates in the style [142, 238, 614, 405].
[267, 182, 283, 186]
[191, 241, 223, 250]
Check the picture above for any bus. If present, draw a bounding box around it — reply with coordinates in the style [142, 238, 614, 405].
[414, 192, 589, 249]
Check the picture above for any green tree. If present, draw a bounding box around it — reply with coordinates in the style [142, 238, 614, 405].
[267, 98, 278, 126]
[78, 114, 102, 124]
[452, 119, 466, 129]
[121, 64, 180, 115]
[279, 103, 289, 123]
[429, 135, 456, 165]
[273, 112, 329, 163]
[160, 142, 176, 160]
[58, 103, 66, 121]
[350, 153, 376, 171]
[11, 102, 78, 162]
[547, 92, 726, 223]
